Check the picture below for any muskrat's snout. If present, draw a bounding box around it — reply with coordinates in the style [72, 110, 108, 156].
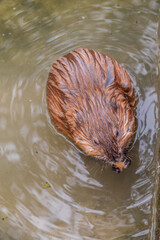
[112, 156, 131, 174]
[112, 165, 122, 174]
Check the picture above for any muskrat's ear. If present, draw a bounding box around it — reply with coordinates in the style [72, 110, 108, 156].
[109, 97, 117, 112]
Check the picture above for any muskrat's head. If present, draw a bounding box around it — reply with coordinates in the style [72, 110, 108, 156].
[72, 85, 136, 173]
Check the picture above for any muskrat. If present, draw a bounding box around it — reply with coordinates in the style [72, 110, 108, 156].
[47, 48, 137, 173]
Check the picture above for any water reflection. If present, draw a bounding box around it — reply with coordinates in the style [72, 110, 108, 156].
[0, 0, 159, 239]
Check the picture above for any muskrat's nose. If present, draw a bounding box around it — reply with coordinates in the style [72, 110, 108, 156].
[112, 162, 125, 173]
[112, 156, 131, 173]
[112, 165, 121, 174]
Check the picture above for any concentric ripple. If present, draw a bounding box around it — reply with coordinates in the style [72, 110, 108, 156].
[0, 0, 159, 239]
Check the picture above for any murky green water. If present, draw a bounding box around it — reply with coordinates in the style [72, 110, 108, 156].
[0, 0, 159, 239]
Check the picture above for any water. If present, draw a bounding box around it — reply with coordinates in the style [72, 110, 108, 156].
[0, 0, 159, 239]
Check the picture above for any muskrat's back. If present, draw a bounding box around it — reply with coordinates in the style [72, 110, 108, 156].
[47, 48, 137, 173]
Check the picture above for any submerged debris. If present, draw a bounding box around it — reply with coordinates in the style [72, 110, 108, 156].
[44, 182, 51, 189]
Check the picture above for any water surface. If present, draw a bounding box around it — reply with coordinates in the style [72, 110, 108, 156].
[0, 0, 159, 239]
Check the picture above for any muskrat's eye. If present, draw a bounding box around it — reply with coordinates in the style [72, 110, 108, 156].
[115, 131, 119, 137]
[94, 140, 99, 145]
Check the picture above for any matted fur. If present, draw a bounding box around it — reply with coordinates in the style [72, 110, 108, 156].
[47, 48, 136, 170]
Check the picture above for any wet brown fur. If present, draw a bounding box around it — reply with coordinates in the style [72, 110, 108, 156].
[46, 48, 137, 168]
